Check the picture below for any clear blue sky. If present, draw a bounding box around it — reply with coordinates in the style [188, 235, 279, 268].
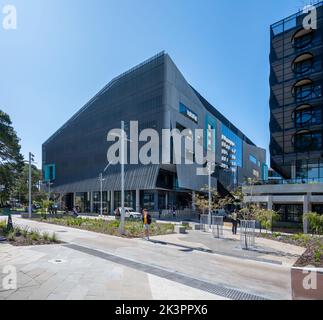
[0, 0, 309, 166]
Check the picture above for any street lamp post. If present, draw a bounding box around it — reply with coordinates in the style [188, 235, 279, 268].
[99, 173, 105, 218]
[120, 121, 126, 235]
[208, 162, 215, 228]
[28, 152, 34, 219]
[47, 181, 54, 201]
[105, 121, 129, 234]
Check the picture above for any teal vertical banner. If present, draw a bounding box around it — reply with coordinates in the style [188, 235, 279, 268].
[44, 164, 56, 182]
[262, 164, 269, 181]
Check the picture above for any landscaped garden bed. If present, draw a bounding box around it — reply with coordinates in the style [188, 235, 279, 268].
[0, 220, 60, 247]
[258, 232, 323, 268]
[31, 216, 175, 238]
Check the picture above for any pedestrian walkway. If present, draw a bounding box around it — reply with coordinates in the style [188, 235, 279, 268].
[0, 216, 301, 300]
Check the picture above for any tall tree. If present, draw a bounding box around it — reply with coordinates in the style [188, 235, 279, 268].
[13, 163, 46, 205]
[0, 110, 24, 206]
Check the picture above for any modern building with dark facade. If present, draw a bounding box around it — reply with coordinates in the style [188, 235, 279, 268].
[270, 2, 323, 182]
[43, 52, 266, 213]
[244, 3, 323, 225]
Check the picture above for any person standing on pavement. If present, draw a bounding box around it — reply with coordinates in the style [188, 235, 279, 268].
[232, 210, 239, 235]
[142, 209, 152, 240]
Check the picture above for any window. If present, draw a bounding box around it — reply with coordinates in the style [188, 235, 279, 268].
[292, 79, 321, 102]
[292, 53, 314, 74]
[312, 205, 323, 215]
[296, 160, 323, 183]
[253, 169, 260, 179]
[293, 130, 322, 151]
[293, 104, 322, 127]
[114, 191, 135, 209]
[273, 204, 303, 223]
[141, 191, 155, 211]
[293, 105, 313, 127]
[292, 79, 313, 101]
[221, 125, 243, 168]
[249, 155, 257, 165]
[292, 28, 314, 49]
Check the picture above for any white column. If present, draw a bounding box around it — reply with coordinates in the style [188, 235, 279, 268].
[90, 192, 93, 213]
[268, 196, 273, 211]
[303, 193, 311, 234]
[110, 191, 114, 214]
[165, 192, 168, 211]
[291, 162, 296, 180]
[303, 194, 310, 214]
[192, 191, 196, 211]
[136, 189, 140, 212]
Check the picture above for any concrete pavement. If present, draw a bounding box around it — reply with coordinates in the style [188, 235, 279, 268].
[0, 216, 303, 300]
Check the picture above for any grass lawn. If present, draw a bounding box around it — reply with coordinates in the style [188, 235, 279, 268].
[259, 232, 323, 268]
[0, 220, 60, 246]
[33, 216, 175, 238]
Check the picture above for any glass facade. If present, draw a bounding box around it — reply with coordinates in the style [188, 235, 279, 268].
[114, 191, 136, 209]
[141, 191, 155, 211]
[293, 130, 322, 151]
[273, 204, 303, 223]
[296, 160, 323, 183]
[249, 155, 258, 165]
[75, 192, 90, 213]
[270, 5, 323, 180]
[294, 105, 322, 127]
[262, 163, 269, 181]
[93, 191, 108, 213]
[221, 125, 243, 168]
[312, 204, 323, 215]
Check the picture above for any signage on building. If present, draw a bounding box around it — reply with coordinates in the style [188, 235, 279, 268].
[179, 103, 198, 123]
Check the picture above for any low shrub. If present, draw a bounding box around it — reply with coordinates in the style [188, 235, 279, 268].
[21, 226, 29, 238]
[6, 231, 15, 242]
[304, 212, 323, 235]
[291, 233, 311, 246]
[314, 249, 322, 263]
[29, 230, 40, 241]
[42, 232, 50, 241]
[0, 220, 6, 231]
[50, 233, 58, 243]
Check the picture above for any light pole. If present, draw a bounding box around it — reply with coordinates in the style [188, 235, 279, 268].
[106, 121, 130, 235]
[99, 173, 106, 217]
[208, 162, 214, 228]
[207, 162, 224, 228]
[28, 152, 35, 219]
[47, 181, 53, 201]
[120, 121, 125, 235]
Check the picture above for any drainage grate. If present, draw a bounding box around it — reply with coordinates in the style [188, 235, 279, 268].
[65, 244, 267, 301]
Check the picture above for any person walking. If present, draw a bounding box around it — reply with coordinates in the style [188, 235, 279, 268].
[232, 210, 239, 235]
[142, 209, 152, 241]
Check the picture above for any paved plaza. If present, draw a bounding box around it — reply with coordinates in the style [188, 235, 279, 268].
[0, 216, 305, 300]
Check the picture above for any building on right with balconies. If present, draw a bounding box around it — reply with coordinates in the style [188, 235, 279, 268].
[244, 3, 323, 227]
